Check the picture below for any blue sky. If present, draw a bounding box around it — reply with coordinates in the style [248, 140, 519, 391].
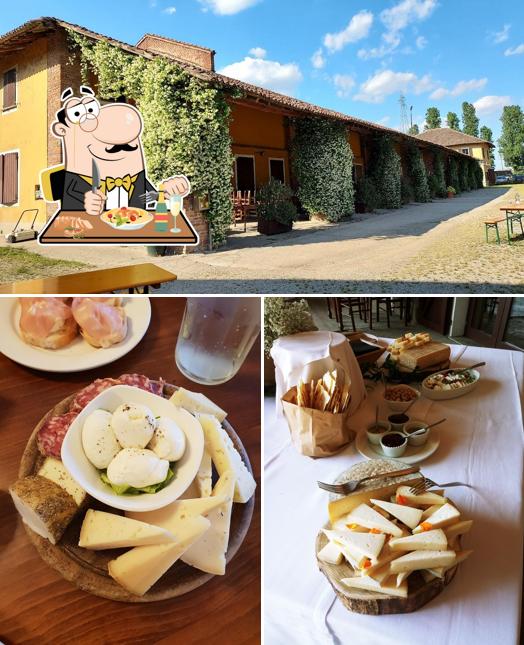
[3, 0, 524, 167]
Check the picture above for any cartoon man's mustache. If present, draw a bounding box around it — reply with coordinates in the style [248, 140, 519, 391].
[104, 143, 139, 154]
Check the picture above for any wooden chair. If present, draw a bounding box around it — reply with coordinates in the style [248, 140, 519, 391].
[332, 298, 366, 332]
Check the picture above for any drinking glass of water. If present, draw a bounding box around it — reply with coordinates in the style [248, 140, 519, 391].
[175, 297, 260, 385]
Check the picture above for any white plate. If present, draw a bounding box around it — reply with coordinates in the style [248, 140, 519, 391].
[355, 427, 440, 464]
[61, 385, 204, 512]
[421, 369, 480, 400]
[0, 297, 151, 373]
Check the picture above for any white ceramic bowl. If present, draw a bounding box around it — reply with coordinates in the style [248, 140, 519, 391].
[366, 421, 391, 446]
[421, 369, 480, 401]
[379, 432, 408, 458]
[61, 385, 204, 512]
[383, 384, 420, 412]
[404, 420, 430, 447]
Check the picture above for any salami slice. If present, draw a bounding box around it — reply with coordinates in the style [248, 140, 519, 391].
[37, 411, 78, 458]
[149, 378, 165, 396]
[117, 373, 151, 390]
[69, 378, 120, 413]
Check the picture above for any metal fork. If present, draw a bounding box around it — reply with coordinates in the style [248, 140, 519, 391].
[138, 190, 159, 204]
[318, 466, 420, 495]
[409, 477, 472, 495]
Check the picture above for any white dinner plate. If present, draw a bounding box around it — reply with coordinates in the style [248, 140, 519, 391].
[355, 427, 440, 464]
[0, 297, 151, 373]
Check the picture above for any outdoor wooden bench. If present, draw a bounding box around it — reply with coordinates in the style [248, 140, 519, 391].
[0, 263, 177, 294]
[484, 218, 506, 244]
[499, 206, 524, 245]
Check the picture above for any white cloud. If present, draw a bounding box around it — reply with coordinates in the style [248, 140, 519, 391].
[249, 47, 266, 58]
[323, 10, 374, 53]
[163, 6, 177, 14]
[357, 35, 400, 60]
[429, 77, 487, 100]
[473, 95, 511, 115]
[380, 0, 438, 34]
[354, 69, 435, 103]
[199, 0, 259, 15]
[333, 74, 356, 98]
[490, 24, 511, 44]
[311, 48, 326, 69]
[505, 43, 524, 56]
[219, 56, 302, 95]
[416, 35, 427, 49]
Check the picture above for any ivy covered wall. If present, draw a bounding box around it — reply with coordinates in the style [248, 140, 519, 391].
[67, 32, 234, 247]
[406, 143, 430, 202]
[369, 135, 402, 209]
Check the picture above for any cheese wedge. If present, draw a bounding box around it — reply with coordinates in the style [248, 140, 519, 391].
[341, 575, 408, 598]
[395, 486, 447, 507]
[318, 541, 343, 565]
[170, 388, 227, 422]
[367, 563, 392, 584]
[362, 543, 401, 575]
[198, 414, 256, 503]
[389, 529, 448, 552]
[328, 474, 423, 523]
[196, 450, 212, 497]
[108, 515, 210, 596]
[421, 504, 442, 521]
[413, 503, 460, 533]
[444, 520, 473, 541]
[396, 571, 410, 587]
[331, 518, 369, 532]
[181, 471, 235, 575]
[421, 569, 438, 583]
[79, 510, 175, 549]
[371, 498, 423, 530]
[38, 457, 87, 507]
[428, 550, 473, 578]
[338, 543, 364, 570]
[390, 549, 456, 573]
[323, 528, 386, 560]
[345, 504, 403, 537]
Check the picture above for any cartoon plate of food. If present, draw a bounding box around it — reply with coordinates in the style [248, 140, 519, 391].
[101, 207, 153, 230]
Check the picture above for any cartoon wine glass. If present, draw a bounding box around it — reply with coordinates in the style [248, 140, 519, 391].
[170, 195, 182, 233]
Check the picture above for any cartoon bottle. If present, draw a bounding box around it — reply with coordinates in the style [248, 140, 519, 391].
[154, 183, 169, 232]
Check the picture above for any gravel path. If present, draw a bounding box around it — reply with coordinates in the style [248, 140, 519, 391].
[2, 187, 521, 293]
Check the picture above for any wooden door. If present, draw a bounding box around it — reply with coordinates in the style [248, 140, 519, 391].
[235, 156, 256, 192]
[465, 298, 524, 350]
[415, 298, 452, 334]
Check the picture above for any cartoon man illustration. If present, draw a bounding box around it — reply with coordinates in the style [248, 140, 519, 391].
[39, 86, 195, 245]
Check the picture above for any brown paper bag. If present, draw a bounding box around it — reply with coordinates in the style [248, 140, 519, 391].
[281, 386, 355, 458]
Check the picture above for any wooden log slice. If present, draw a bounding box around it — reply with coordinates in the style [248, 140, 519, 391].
[18, 382, 255, 603]
[316, 459, 459, 615]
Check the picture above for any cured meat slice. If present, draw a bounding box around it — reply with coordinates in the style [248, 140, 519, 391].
[69, 378, 120, 413]
[37, 411, 78, 458]
[118, 374, 164, 396]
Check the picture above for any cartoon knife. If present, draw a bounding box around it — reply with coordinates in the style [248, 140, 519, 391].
[92, 158, 101, 193]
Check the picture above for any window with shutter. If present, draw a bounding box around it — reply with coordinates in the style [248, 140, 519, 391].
[2, 68, 17, 110]
[0, 152, 18, 205]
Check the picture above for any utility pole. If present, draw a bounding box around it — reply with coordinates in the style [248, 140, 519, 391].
[399, 94, 409, 133]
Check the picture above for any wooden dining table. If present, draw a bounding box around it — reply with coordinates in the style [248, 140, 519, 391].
[0, 297, 261, 645]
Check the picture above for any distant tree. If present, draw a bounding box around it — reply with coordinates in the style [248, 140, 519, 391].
[462, 102, 479, 137]
[425, 107, 442, 130]
[408, 123, 420, 135]
[480, 125, 496, 167]
[498, 105, 524, 172]
[446, 112, 460, 130]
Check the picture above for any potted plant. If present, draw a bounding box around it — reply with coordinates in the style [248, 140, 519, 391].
[447, 186, 456, 199]
[257, 179, 298, 235]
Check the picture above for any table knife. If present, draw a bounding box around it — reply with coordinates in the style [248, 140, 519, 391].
[92, 159, 100, 194]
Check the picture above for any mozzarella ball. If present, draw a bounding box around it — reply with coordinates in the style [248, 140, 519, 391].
[110, 403, 156, 449]
[148, 416, 186, 461]
[106, 448, 169, 488]
[82, 409, 121, 469]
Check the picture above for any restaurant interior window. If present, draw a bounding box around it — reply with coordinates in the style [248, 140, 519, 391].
[235, 156, 256, 193]
[2, 68, 17, 111]
[0, 151, 19, 205]
[269, 158, 285, 184]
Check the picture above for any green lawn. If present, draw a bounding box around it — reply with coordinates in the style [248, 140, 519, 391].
[0, 247, 90, 283]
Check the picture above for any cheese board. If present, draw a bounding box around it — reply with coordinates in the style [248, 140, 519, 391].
[316, 459, 472, 615]
[15, 381, 255, 602]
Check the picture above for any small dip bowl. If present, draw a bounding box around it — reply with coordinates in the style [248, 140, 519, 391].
[380, 432, 408, 457]
[404, 420, 430, 446]
[366, 421, 391, 445]
[383, 384, 420, 413]
[388, 412, 410, 431]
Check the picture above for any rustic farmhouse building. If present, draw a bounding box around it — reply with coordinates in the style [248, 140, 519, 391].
[0, 17, 482, 249]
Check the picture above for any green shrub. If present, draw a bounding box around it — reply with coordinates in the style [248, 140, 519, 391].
[406, 144, 430, 202]
[264, 298, 317, 356]
[401, 177, 414, 204]
[473, 161, 484, 188]
[428, 173, 441, 198]
[448, 157, 460, 193]
[459, 158, 470, 191]
[291, 117, 354, 222]
[257, 179, 298, 226]
[355, 176, 379, 211]
[432, 152, 447, 197]
[369, 135, 402, 209]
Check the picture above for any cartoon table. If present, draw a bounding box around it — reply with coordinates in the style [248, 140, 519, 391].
[38, 209, 198, 245]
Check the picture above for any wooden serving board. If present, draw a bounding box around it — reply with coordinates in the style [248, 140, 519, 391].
[316, 460, 459, 615]
[18, 382, 255, 603]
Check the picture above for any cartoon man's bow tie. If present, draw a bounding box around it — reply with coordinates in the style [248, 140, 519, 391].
[105, 174, 133, 192]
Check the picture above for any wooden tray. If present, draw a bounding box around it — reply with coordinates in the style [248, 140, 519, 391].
[18, 382, 255, 603]
[315, 461, 459, 615]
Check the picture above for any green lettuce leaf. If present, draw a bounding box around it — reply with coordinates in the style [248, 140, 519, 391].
[100, 465, 176, 496]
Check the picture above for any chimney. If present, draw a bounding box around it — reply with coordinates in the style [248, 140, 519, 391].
[136, 34, 215, 71]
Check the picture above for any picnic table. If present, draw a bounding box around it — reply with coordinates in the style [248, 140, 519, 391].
[499, 204, 524, 244]
[0, 263, 177, 294]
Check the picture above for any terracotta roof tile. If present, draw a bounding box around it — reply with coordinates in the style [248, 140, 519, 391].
[415, 127, 494, 148]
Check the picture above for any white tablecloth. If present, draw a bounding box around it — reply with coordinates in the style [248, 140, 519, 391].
[264, 343, 524, 645]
